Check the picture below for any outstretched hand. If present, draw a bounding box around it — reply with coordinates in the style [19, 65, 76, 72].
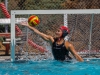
[19, 21, 29, 27]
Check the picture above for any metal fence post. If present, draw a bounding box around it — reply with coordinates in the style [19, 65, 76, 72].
[5, 0, 8, 33]
[89, 14, 94, 56]
[64, 14, 69, 40]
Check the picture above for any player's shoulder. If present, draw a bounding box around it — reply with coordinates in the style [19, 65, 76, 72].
[65, 41, 73, 47]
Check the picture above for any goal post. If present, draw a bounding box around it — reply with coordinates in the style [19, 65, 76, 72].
[11, 9, 100, 62]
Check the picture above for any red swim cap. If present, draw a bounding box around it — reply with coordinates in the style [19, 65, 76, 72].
[60, 26, 70, 34]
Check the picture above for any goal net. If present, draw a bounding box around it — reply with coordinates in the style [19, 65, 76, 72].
[11, 10, 100, 61]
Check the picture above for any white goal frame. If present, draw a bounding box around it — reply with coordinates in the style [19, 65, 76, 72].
[11, 9, 100, 62]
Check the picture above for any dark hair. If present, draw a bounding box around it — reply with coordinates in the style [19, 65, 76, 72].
[62, 30, 68, 38]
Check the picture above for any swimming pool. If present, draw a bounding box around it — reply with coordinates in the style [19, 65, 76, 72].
[0, 58, 100, 75]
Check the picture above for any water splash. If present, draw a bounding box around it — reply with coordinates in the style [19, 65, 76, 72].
[15, 41, 54, 61]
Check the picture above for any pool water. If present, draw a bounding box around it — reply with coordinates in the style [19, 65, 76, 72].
[0, 59, 100, 75]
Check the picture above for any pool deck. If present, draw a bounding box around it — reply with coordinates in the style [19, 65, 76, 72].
[0, 55, 100, 62]
[0, 56, 10, 61]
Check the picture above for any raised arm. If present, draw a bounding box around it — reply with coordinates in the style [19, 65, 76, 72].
[20, 21, 54, 43]
[65, 41, 84, 62]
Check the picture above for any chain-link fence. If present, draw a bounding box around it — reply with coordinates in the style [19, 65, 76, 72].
[0, 0, 100, 17]
[68, 14, 100, 51]
[0, 0, 100, 57]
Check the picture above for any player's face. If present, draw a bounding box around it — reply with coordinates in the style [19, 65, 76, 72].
[55, 29, 62, 38]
